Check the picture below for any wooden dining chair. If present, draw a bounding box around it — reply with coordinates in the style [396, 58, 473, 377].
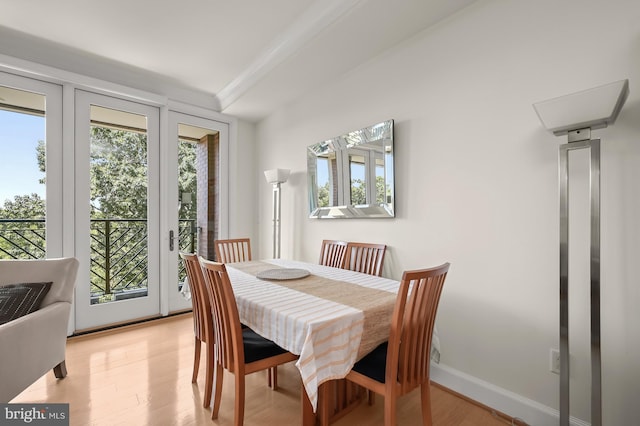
[179, 252, 216, 409]
[199, 258, 299, 425]
[215, 238, 252, 263]
[343, 242, 387, 276]
[318, 239, 348, 268]
[345, 263, 450, 426]
[213, 237, 280, 386]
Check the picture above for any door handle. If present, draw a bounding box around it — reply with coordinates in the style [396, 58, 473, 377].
[169, 230, 175, 251]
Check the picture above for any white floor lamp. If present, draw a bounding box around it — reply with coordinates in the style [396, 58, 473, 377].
[264, 168, 290, 259]
[534, 79, 629, 426]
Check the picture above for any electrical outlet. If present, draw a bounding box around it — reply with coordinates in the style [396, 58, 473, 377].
[550, 348, 560, 374]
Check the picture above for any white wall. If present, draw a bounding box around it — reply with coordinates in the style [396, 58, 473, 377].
[228, 119, 259, 244]
[255, 0, 640, 424]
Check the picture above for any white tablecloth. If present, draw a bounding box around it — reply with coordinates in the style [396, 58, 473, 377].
[225, 259, 441, 411]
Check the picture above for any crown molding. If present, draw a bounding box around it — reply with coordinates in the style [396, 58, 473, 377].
[214, 0, 366, 111]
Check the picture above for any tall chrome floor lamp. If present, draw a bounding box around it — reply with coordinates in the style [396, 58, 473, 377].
[264, 168, 290, 259]
[534, 79, 629, 426]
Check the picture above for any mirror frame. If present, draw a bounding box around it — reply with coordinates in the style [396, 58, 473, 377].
[307, 119, 394, 219]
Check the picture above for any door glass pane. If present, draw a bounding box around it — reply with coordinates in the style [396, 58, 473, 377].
[90, 106, 148, 305]
[0, 86, 46, 259]
[176, 123, 212, 289]
[177, 126, 197, 289]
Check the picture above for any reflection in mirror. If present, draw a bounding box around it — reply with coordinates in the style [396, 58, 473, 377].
[307, 119, 394, 219]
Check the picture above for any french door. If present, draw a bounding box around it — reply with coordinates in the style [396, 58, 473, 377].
[165, 111, 228, 313]
[74, 90, 160, 330]
[1, 71, 230, 329]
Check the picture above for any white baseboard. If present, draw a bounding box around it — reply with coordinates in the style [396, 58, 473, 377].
[430, 363, 590, 426]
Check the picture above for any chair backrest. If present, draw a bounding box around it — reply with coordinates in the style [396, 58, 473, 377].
[215, 238, 252, 263]
[387, 263, 449, 394]
[318, 240, 348, 268]
[179, 252, 212, 342]
[343, 242, 387, 276]
[199, 258, 245, 371]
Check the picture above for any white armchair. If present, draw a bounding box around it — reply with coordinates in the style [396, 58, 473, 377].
[0, 257, 79, 402]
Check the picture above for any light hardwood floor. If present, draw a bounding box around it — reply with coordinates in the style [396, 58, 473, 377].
[12, 314, 517, 425]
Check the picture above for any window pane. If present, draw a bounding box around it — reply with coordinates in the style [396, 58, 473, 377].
[0, 86, 46, 259]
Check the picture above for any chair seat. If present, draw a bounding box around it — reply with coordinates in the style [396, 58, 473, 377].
[243, 328, 288, 364]
[352, 341, 388, 383]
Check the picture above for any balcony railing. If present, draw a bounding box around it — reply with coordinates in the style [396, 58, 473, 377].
[0, 219, 46, 259]
[0, 218, 196, 304]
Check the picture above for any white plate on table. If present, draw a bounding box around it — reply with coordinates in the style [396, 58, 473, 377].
[256, 268, 310, 280]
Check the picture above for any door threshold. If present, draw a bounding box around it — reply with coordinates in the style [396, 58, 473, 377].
[71, 312, 191, 339]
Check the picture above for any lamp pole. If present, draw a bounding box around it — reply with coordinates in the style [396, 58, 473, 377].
[271, 181, 282, 258]
[558, 132, 601, 426]
[264, 168, 290, 259]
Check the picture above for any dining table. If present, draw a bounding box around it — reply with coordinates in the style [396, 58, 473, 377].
[221, 258, 441, 425]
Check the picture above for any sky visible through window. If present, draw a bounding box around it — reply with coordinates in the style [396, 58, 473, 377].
[0, 110, 45, 204]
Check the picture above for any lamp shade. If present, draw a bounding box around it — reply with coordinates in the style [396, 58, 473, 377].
[533, 79, 629, 136]
[264, 168, 290, 184]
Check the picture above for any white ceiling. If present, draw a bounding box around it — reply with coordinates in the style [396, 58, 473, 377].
[0, 0, 476, 122]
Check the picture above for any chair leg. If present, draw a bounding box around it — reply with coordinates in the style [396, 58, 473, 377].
[53, 361, 67, 379]
[211, 363, 224, 419]
[192, 337, 201, 383]
[202, 340, 214, 408]
[383, 394, 397, 426]
[272, 366, 278, 390]
[421, 382, 433, 426]
[267, 366, 278, 389]
[234, 373, 246, 426]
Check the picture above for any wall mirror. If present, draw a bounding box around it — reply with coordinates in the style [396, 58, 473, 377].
[307, 119, 394, 219]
